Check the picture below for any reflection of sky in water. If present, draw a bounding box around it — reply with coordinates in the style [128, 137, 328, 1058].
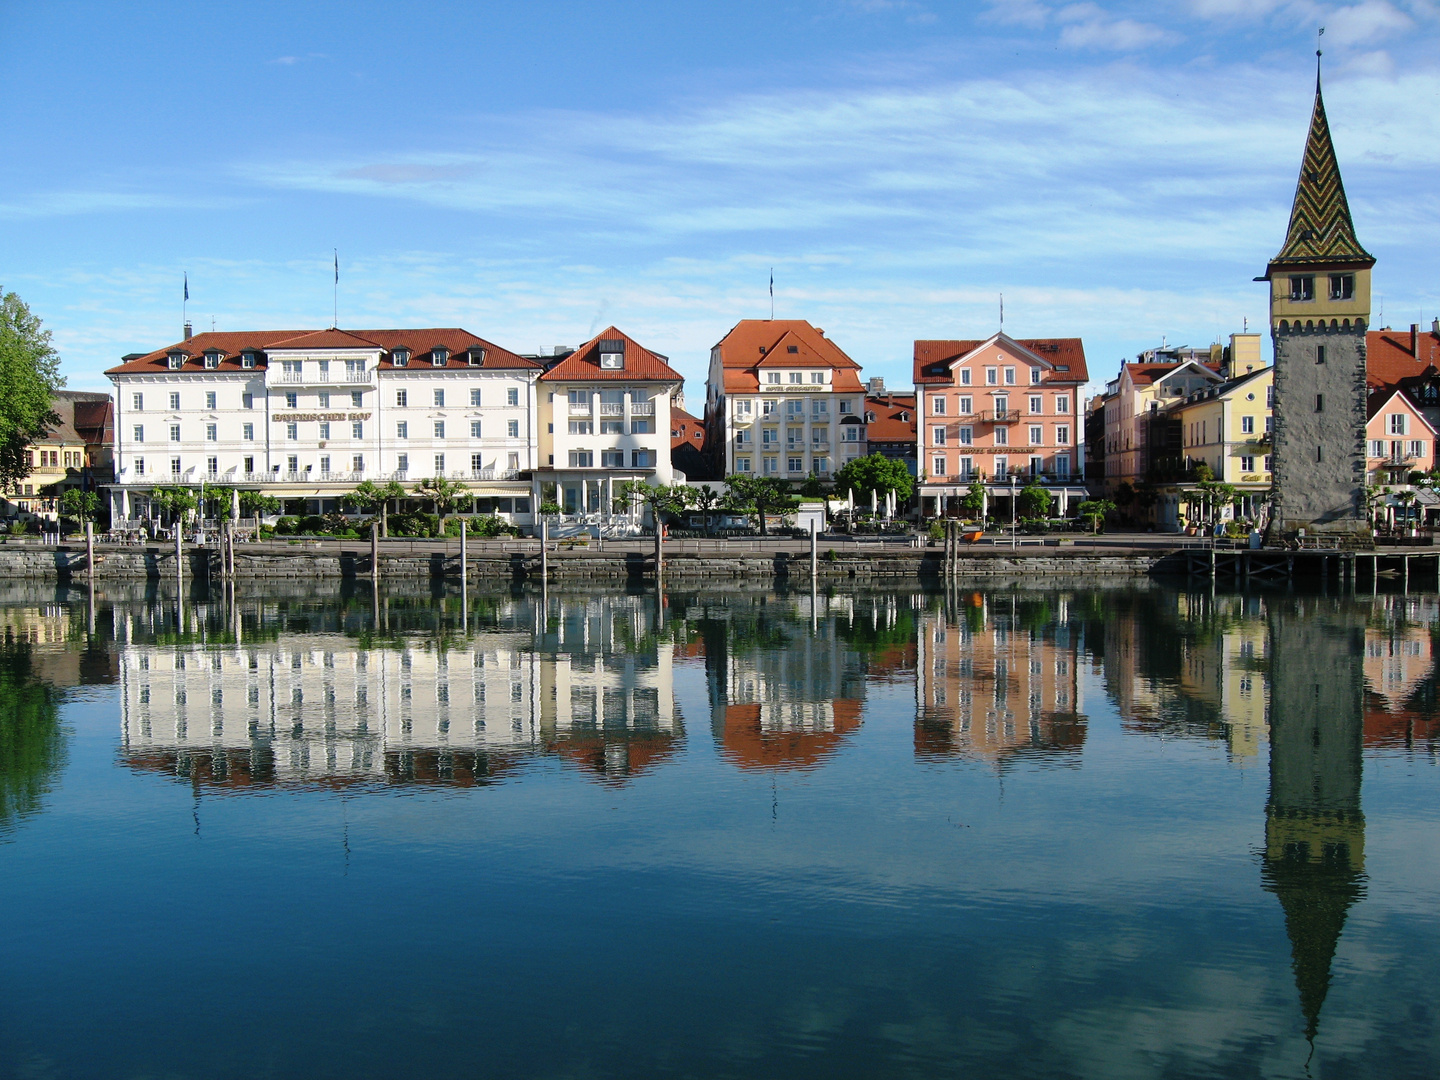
[0, 586, 1436, 1079]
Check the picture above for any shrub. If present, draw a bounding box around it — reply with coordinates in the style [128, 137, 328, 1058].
[469, 514, 515, 538]
[298, 515, 327, 536]
[273, 516, 300, 535]
[389, 511, 439, 537]
[7, 519, 29, 536]
[927, 521, 946, 541]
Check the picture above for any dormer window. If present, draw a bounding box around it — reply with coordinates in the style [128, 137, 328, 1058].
[900, 411, 910, 422]
[467, 347, 486, 367]
[787, 345, 799, 354]
[240, 351, 257, 369]
[431, 347, 448, 366]
[167, 351, 187, 370]
[204, 351, 222, 369]
[392, 349, 410, 368]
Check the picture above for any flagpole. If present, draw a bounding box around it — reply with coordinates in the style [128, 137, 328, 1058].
[769, 268, 774, 320]
[333, 250, 338, 329]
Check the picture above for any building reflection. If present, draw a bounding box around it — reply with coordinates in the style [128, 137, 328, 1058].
[1361, 596, 1440, 752]
[118, 593, 681, 792]
[915, 593, 1085, 766]
[1262, 598, 1367, 1045]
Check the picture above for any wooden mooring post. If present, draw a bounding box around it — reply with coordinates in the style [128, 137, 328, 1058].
[370, 522, 380, 581]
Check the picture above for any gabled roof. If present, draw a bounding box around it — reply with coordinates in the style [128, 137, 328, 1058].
[1366, 328, 1440, 390]
[1367, 386, 1439, 433]
[865, 394, 916, 444]
[1123, 359, 1222, 388]
[671, 406, 704, 450]
[714, 319, 865, 394]
[914, 334, 1088, 385]
[105, 328, 540, 376]
[539, 326, 681, 383]
[1267, 75, 1374, 274]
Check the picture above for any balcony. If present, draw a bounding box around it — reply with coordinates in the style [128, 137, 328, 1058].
[979, 409, 1016, 422]
[599, 403, 624, 416]
[345, 371, 370, 383]
[630, 402, 655, 416]
[569, 403, 592, 416]
[466, 469, 521, 481]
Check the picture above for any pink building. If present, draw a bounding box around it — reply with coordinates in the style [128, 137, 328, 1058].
[1366, 387, 1437, 484]
[914, 333, 1089, 518]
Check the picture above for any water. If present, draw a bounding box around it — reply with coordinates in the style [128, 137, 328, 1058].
[1, 582, 1437, 1080]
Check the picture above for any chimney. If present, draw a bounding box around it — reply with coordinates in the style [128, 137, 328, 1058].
[183, 322, 193, 341]
[867, 376, 885, 395]
[1412, 324, 1421, 358]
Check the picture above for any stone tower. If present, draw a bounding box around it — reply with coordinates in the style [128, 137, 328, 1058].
[1262, 66, 1375, 538]
[1262, 601, 1367, 1044]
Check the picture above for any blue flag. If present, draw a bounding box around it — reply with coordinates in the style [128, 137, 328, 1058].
[334, 250, 339, 283]
[184, 272, 189, 302]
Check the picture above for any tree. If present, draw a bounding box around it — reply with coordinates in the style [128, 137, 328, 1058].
[1194, 478, 1237, 525]
[201, 486, 235, 521]
[147, 486, 198, 525]
[958, 479, 987, 520]
[239, 491, 281, 519]
[60, 489, 100, 531]
[834, 454, 915, 505]
[691, 484, 721, 534]
[723, 475, 797, 535]
[1015, 480, 1053, 521]
[617, 481, 691, 526]
[413, 475, 469, 534]
[0, 292, 64, 492]
[349, 479, 406, 535]
[1076, 499, 1115, 534]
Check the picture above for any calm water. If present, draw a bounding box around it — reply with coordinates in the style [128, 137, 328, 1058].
[1, 581, 1437, 1080]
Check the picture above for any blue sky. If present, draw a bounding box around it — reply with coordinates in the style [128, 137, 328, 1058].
[3, 0, 1440, 401]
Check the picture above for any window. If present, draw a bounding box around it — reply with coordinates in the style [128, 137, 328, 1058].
[985, 367, 998, 385]
[994, 426, 1008, 446]
[169, 424, 181, 442]
[470, 453, 484, 473]
[810, 372, 824, 384]
[1004, 367, 1016, 385]
[842, 426, 862, 442]
[766, 372, 781, 384]
[761, 428, 777, 445]
[1316, 345, 1326, 365]
[392, 349, 410, 367]
[318, 391, 330, 409]
[206, 423, 217, 442]
[932, 426, 947, 446]
[736, 429, 751, 445]
[507, 388, 519, 406]
[243, 393, 253, 410]
[433, 389, 445, 407]
[508, 453, 520, 472]
[396, 389, 408, 408]
[243, 456, 253, 474]
[207, 455, 219, 474]
[169, 392, 181, 410]
[994, 456, 1008, 478]
[960, 369, 971, 386]
[762, 399, 777, 415]
[568, 450, 593, 468]
[352, 422, 363, 439]
[932, 397, 946, 416]
[434, 421, 446, 439]
[1029, 426, 1043, 445]
[286, 422, 298, 440]
[763, 456, 778, 474]
[632, 419, 651, 434]
[632, 449, 655, 468]
[1330, 274, 1354, 300]
[812, 399, 828, 417]
[788, 457, 804, 473]
[1370, 439, 1386, 457]
[320, 455, 330, 474]
[1030, 368, 1041, 385]
[1241, 415, 1255, 434]
[1264, 455, 1272, 471]
[432, 348, 448, 366]
[1316, 394, 1324, 412]
[602, 449, 625, 468]
[396, 421, 408, 439]
[811, 428, 828, 447]
[318, 361, 330, 380]
[959, 396, 973, 415]
[1056, 425, 1070, 445]
[132, 392, 144, 410]
[352, 455, 365, 473]
[434, 453, 446, 473]
[601, 419, 623, 435]
[735, 399, 752, 417]
[1289, 275, 1315, 301]
[351, 392, 363, 408]
[285, 392, 297, 409]
[470, 421, 482, 439]
[1054, 456, 1070, 478]
[319, 422, 330, 439]
[1408, 440, 1424, 459]
[507, 420, 519, 438]
[168, 355, 184, 371]
[171, 457, 181, 475]
[1390, 414, 1408, 435]
[839, 400, 853, 415]
[958, 426, 973, 445]
[133, 425, 144, 442]
[1241, 455, 1255, 472]
[933, 456, 947, 476]
[788, 372, 803, 384]
[397, 453, 408, 474]
[569, 420, 592, 435]
[1029, 456, 1043, 476]
[958, 456, 973, 479]
[241, 352, 256, 369]
[1266, 386, 1274, 408]
[1055, 396, 1069, 413]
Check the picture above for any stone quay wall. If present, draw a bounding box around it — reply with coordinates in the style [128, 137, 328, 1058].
[0, 540, 1187, 584]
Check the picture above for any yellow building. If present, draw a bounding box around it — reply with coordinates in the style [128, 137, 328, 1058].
[0, 390, 114, 524]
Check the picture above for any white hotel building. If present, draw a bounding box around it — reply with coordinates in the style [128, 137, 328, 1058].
[105, 325, 683, 528]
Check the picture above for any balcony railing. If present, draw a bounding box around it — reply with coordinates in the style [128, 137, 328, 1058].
[345, 372, 371, 383]
[599, 403, 624, 416]
[979, 409, 1016, 422]
[569, 403, 592, 416]
[630, 402, 655, 416]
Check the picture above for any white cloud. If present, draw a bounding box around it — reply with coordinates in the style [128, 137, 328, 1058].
[1187, 0, 1419, 43]
[980, 0, 1051, 27]
[1055, 4, 1179, 49]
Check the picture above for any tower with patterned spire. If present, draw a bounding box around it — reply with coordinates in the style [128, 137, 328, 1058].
[1262, 61, 1374, 538]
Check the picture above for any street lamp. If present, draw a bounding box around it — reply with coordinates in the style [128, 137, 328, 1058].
[1010, 473, 1017, 549]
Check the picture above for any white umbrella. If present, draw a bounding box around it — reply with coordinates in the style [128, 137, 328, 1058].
[870, 488, 878, 515]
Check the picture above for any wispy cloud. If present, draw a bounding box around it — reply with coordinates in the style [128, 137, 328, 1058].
[0, 191, 243, 220]
[1055, 3, 1179, 49]
[267, 52, 328, 66]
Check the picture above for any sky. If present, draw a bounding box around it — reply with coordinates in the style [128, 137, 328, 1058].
[3, 0, 1440, 403]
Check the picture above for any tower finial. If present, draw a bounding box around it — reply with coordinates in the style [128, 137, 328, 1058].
[1317, 26, 1324, 88]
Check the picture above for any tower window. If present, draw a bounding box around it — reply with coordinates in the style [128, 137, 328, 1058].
[1330, 274, 1354, 301]
[1289, 276, 1315, 302]
[1316, 345, 1325, 365]
[1315, 394, 1324, 412]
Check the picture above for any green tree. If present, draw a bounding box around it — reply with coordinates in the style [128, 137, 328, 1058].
[691, 484, 721, 534]
[348, 479, 406, 535]
[0, 638, 63, 829]
[1076, 499, 1115, 534]
[834, 453, 915, 505]
[617, 481, 692, 526]
[0, 292, 64, 492]
[147, 486, 198, 526]
[958, 479, 987, 520]
[60, 488, 100, 527]
[201, 486, 235, 521]
[239, 491, 281, 519]
[1015, 480, 1053, 521]
[413, 475, 470, 534]
[723, 475, 797, 535]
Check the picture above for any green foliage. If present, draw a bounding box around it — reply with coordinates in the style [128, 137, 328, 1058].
[538, 501, 563, 517]
[239, 491, 281, 518]
[60, 488, 100, 523]
[468, 514, 516, 538]
[691, 484, 721, 533]
[412, 475, 469, 527]
[348, 479, 406, 513]
[958, 479, 987, 519]
[1076, 499, 1115, 533]
[272, 516, 300, 535]
[799, 474, 829, 499]
[7, 520, 29, 536]
[389, 510, 439, 537]
[834, 454, 915, 503]
[617, 481, 692, 523]
[0, 292, 64, 491]
[0, 637, 64, 828]
[927, 520, 945, 541]
[1015, 481, 1053, 520]
[201, 486, 235, 521]
[147, 486, 198, 522]
[722, 474, 797, 536]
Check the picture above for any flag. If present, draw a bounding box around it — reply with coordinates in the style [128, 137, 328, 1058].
[334, 250, 339, 283]
[769, 269, 773, 299]
[183, 272, 189, 302]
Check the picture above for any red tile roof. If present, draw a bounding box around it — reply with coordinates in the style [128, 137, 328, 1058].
[714, 320, 865, 394]
[671, 406, 705, 450]
[538, 326, 682, 384]
[1367, 328, 1440, 389]
[865, 394, 916, 444]
[914, 336, 1089, 386]
[105, 328, 540, 376]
